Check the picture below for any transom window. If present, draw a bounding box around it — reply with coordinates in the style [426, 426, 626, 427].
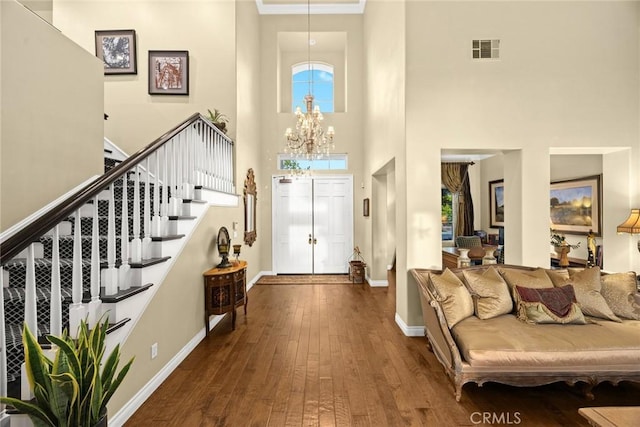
[278, 153, 347, 171]
[292, 62, 334, 113]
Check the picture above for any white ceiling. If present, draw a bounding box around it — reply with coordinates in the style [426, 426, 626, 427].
[256, 0, 366, 15]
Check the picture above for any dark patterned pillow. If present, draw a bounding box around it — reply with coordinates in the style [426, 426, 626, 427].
[515, 284, 586, 324]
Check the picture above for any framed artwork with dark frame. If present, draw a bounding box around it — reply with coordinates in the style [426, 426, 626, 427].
[363, 198, 370, 217]
[148, 50, 189, 95]
[550, 175, 601, 236]
[489, 179, 504, 228]
[95, 29, 137, 75]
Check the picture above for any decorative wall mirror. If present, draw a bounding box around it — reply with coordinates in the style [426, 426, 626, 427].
[244, 168, 257, 246]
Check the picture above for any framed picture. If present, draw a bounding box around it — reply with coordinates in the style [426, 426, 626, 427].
[95, 30, 137, 75]
[489, 179, 504, 228]
[148, 50, 189, 95]
[363, 198, 370, 217]
[550, 175, 601, 236]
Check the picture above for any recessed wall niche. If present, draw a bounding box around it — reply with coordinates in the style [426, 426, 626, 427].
[277, 31, 347, 113]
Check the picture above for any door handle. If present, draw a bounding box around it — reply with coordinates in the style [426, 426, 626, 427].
[308, 234, 313, 245]
[313, 238, 317, 245]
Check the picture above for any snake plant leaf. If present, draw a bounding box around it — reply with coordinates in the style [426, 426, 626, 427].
[32, 383, 56, 423]
[91, 365, 104, 423]
[47, 335, 82, 380]
[22, 323, 51, 392]
[100, 343, 121, 392]
[101, 356, 134, 408]
[0, 396, 57, 426]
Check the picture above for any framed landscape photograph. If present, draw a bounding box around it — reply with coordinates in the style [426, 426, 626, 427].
[148, 50, 189, 95]
[95, 29, 137, 75]
[489, 179, 504, 228]
[550, 175, 601, 236]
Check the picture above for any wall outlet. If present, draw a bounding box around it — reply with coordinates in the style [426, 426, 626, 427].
[151, 343, 158, 359]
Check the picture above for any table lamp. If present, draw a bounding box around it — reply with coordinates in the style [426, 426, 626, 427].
[617, 208, 640, 253]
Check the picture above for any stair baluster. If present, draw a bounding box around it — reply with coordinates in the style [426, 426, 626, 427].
[131, 165, 142, 264]
[104, 184, 118, 295]
[88, 196, 101, 326]
[1, 266, 7, 412]
[161, 145, 169, 236]
[142, 157, 152, 259]
[69, 210, 86, 334]
[169, 138, 179, 217]
[50, 225, 62, 337]
[24, 245, 37, 339]
[119, 175, 131, 290]
[151, 151, 162, 238]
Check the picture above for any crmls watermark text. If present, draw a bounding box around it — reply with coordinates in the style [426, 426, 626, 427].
[470, 412, 522, 425]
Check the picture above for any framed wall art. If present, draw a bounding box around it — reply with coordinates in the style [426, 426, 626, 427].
[489, 179, 504, 228]
[550, 175, 601, 235]
[148, 50, 189, 95]
[95, 29, 137, 75]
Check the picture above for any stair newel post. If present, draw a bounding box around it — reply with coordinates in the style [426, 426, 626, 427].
[142, 157, 153, 258]
[88, 196, 102, 327]
[69, 210, 87, 336]
[49, 225, 62, 337]
[102, 183, 119, 296]
[119, 174, 131, 290]
[1, 266, 7, 411]
[130, 165, 142, 264]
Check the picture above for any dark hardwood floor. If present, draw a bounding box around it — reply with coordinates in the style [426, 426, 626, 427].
[126, 272, 640, 426]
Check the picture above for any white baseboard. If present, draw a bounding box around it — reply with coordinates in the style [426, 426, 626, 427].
[395, 313, 425, 337]
[366, 276, 388, 287]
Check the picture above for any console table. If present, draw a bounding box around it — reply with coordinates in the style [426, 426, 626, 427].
[579, 406, 640, 427]
[203, 260, 247, 335]
[442, 246, 497, 269]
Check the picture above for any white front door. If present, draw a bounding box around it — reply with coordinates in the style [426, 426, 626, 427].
[273, 175, 353, 274]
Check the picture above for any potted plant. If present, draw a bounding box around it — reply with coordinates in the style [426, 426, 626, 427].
[0, 317, 134, 426]
[207, 108, 229, 134]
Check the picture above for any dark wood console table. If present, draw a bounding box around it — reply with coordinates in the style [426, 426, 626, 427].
[203, 260, 247, 335]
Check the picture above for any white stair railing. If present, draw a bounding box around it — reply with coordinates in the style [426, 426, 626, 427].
[0, 113, 234, 404]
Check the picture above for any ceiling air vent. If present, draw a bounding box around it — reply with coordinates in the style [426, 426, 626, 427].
[472, 39, 500, 59]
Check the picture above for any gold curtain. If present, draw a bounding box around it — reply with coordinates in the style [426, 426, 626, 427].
[441, 163, 475, 238]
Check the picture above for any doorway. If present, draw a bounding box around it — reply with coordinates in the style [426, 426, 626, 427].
[272, 175, 354, 274]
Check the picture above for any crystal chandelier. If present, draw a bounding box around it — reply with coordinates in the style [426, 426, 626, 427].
[284, 0, 335, 158]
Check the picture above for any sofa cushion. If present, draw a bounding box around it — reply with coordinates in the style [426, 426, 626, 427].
[462, 267, 513, 319]
[451, 314, 640, 368]
[556, 267, 622, 322]
[499, 267, 554, 293]
[429, 268, 474, 328]
[515, 285, 586, 325]
[601, 272, 640, 320]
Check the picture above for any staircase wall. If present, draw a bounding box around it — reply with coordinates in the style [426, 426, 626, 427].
[0, 0, 104, 232]
[107, 204, 246, 416]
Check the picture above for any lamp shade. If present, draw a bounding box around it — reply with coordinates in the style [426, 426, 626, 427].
[617, 208, 640, 234]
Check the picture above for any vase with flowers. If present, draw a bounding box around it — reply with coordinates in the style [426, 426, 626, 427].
[550, 229, 580, 267]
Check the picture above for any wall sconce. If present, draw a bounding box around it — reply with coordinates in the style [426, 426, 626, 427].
[617, 208, 640, 253]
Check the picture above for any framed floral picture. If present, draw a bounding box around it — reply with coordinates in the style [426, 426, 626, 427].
[550, 175, 601, 236]
[95, 29, 137, 75]
[489, 179, 504, 228]
[148, 50, 189, 95]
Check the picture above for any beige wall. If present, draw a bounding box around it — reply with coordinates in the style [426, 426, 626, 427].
[53, 0, 238, 157]
[260, 13, 365, 271]
[400, 1, 640, 327]
[1, 0, 104, 232]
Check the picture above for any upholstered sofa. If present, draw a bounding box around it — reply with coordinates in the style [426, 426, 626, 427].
[410, 264, 640, 402]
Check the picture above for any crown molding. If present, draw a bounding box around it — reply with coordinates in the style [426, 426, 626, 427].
[255, 0, 366, 15]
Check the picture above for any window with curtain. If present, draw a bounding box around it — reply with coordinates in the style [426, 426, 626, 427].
[441, 162, 475, 239]
[441, 187, 454, 241]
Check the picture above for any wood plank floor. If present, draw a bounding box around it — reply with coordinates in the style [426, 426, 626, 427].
[125, 272, 640, 426]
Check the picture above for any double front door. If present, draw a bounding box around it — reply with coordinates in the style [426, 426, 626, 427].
[272, 176, 353, 274]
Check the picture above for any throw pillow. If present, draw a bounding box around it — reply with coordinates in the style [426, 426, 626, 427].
[429, 268, 475, 328]
[515, 285, 586, 325]
[545, 269, 570, 287]
[462, 267, 513, 319]
[601, 272, 640, 320]
[499, 268, 554, 298]
[567, 267, 621, 322]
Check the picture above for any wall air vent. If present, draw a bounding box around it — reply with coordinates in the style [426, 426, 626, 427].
[472, 39, 500, 59]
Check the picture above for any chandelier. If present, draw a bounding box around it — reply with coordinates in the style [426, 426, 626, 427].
[284, 0, 335, 158]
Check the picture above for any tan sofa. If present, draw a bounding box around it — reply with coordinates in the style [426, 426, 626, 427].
[410, 265, 640, 402]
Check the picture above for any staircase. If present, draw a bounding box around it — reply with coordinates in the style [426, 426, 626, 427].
[0, 113, 236, 402]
